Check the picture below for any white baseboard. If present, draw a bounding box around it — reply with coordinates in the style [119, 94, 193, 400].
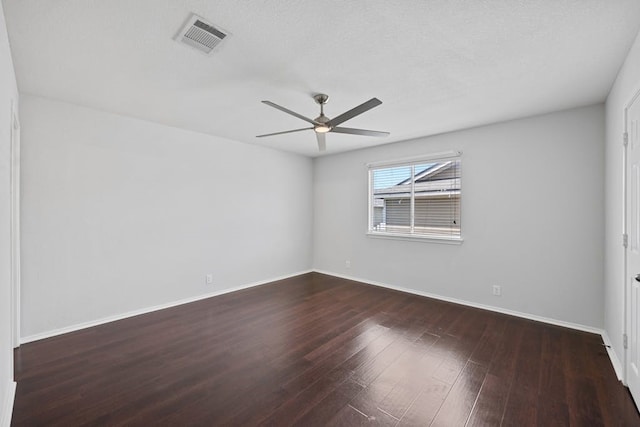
[1, 381, 16, 427]
[21, 269, 313, 344]
[601, 330, 624, 381]
[18, 268, 624, 391]
[313, 269, 624, 384]
[313, 269, 603, 334]
[317, 269, 640, 387]
[314, 270, 634, 385]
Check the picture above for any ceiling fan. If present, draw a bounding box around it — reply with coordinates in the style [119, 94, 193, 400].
[257, 94, 389, 152]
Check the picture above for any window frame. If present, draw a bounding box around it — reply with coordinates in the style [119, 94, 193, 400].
[366, 151, 463, 244]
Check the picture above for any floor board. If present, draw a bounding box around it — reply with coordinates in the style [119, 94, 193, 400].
[11, 272, 640, 426]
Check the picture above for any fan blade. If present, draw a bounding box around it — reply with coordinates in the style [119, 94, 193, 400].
[330, 127, 389, 137]
[316, 132, 326, 152]
[327, 98, 382, 127]
[262, 101, 318, 125]
[256, 127, 313, 138]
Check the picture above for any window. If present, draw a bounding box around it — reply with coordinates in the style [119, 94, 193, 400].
[368, 152, 462, 242]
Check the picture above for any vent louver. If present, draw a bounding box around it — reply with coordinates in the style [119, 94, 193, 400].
[176, 14, 228, 54]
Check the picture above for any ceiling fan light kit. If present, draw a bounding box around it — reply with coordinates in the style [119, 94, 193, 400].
[257, 93, 389, 152]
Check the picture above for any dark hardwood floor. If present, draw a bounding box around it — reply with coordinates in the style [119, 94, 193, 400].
[11, 272, 640, 426]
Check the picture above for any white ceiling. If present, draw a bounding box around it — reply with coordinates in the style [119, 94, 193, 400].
[4, 1, 640, 157]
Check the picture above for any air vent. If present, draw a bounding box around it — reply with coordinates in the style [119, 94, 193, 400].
[176, 14, 228, 54]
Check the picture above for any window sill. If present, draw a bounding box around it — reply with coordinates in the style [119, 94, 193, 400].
[366, 231, 464, 244]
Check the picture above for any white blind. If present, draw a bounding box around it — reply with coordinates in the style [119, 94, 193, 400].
[369, 155, 461, 240]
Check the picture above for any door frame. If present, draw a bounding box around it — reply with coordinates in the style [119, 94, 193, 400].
[623, 87, 640, 388]
[10, 99, 20, 349]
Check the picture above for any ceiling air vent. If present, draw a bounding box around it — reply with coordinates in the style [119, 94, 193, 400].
[176, 14, 228, 54]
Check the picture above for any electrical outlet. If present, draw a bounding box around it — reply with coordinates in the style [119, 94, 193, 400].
[345, 260, 351, 268]
[206, 274, 213, 285]
[492, 285, 501, 296]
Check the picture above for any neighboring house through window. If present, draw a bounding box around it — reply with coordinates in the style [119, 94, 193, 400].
[368, 152, 462, 242]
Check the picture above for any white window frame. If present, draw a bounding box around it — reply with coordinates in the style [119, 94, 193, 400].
[367, 151, 463, 244]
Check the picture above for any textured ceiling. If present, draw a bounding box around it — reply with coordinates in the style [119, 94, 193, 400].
[3, 1, 640, 157]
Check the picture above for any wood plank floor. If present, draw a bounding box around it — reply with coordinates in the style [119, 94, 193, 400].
[11, 273, 640, 426]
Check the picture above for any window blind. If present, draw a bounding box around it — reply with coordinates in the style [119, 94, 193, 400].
[368, 155, 461, 240]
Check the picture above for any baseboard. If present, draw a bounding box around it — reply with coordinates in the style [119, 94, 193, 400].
[1, 381, 16, 427]
[313, 269, 603, 335]
[318, 269, 630, 384]
[19, 268, 622, 387]
[601, 330, 624, 381]
[21, 269, 313, 344]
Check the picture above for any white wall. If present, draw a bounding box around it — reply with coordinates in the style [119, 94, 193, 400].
[0, 2, 18, 424]
[19, 95, 313, 339]
[604, 30, 640, 375]
[314, 105, 605, 329]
